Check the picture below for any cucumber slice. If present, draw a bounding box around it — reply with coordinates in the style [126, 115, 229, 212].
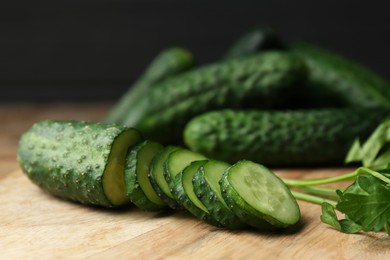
[220, 160, 300, 230]
[172, 160, 221, 226]
[163, 148, 207, 198]
[193, 160, 246, 229]
[149, 146, 181, 209]
[17, 120, 143, 208]
[124, 140, 166, 211]
[102, 127, 144, 206]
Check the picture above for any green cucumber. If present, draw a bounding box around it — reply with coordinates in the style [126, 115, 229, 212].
[192, 160, 246, 229]
[290, 42, 390, 108]
[148, 145, 182, 209]
[220, 160, 300, 230]
[124, 140, 166, 211]
[105, 47, 194, 124]
[172, 160, 221, 227]
[163, 148, 207, 200]
[17, 120, 143, 207]
[224, 26, 284, 59]
[184, 108, 389, 166]
[123, 51, 307, 143]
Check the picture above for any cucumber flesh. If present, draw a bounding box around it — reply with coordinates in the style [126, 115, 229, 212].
[149, 146, 181, 209]
[172, 160, 221, 226]
[221, 160, 300, 229]
[102, 128, 143, 206]
[164, 149, 207, 196]
[181, 161, 209, 213]
[193, 160, 246, 229]
[124, 140, 166, 211]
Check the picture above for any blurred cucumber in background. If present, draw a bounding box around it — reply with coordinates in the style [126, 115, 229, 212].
[1, 0, 389, 101]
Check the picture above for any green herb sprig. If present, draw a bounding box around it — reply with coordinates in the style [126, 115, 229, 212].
[282, 117, 390, 235]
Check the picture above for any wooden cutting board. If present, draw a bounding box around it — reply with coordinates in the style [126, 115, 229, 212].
[1, 103, 390, 259]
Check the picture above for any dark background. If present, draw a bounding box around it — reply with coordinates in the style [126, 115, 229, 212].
[1, 0, 389, 101]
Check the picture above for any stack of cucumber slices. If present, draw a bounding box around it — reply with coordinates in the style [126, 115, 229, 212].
[17, 120, 300, 231]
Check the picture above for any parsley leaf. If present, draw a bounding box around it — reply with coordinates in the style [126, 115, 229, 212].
[344, 138, 363, 164]
[321, 202, 361, 234]
[339, 219, 362, 234]
[336, 174, 390, 232]
[345, 117, 390, 169]
[321, 202, 342, 231]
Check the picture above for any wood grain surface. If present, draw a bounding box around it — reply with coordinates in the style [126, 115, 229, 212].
[1, 103, 390, 259]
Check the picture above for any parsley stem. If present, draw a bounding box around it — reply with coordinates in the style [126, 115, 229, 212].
[282, 171, 358, 186]
[356, 167, 390, 185]
[291, 191, 337, 207]
[293, 186, 339, 198]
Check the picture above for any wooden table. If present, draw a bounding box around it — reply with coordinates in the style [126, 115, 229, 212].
[1, 103, 390, 259]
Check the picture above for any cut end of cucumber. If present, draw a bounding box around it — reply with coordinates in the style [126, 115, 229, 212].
[103, 128, 143, 206]
[166, 149, 207, 180]
[136, 141, 165, 206]
[151, 146, 181, 200]
[182, 161, 210, 213]
[203, 160, 230, 204]
[228, 160, 300, 227]
[176, 160, 222, 227]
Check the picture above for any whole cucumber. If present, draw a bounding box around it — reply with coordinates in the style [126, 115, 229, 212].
[184, 108, 389, 166]
[124, 51, 307, 143]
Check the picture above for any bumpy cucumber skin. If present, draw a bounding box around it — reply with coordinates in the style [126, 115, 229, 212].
[148, 146, 182, 209]
[224, 26, 284, 59]
[123, 51, 307, 143]
[184, 108, 389, 166]
[17, 120, 142, 208]
[192, 161, 246, 229]
[220, 161, 295, 230]
[291, 42, 390, 108]
[124, 140, 166, 211]
[105, 47, 194, 124]
[172, 160, 222, 227]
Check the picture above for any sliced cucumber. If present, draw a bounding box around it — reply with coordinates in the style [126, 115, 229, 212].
[172, 160, 221, 226]
[124, 140, 166, 211]
[220, 160, 300, 230]
[149, 146, 181, 209]
[193, 160, 246, 229]
[163, 148, 207, 199]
